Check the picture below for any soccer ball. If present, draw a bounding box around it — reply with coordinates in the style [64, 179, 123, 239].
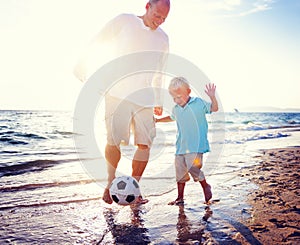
[109, 176, 141, 205]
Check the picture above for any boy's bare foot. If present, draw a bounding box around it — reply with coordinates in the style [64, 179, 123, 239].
[204, 184, 212, 203]
[168, 198, 184, 206]
[102, 188, 113, 204]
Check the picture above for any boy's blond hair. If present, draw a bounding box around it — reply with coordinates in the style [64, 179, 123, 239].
[168, 76, 190, 90]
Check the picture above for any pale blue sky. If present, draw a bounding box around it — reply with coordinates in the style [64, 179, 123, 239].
[0, 0, 299, 111]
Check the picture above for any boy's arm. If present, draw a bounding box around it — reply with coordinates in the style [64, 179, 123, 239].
[209, 94, 218, 112]
[155, 116, 174, 123]
[205, 83, 219, 112]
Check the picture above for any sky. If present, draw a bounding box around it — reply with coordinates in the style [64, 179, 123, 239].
[0, 0, 299, 112]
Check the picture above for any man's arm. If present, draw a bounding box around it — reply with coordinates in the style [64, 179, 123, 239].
[155, 116, 173, 123]
[152, 38, 169, 116]
[73, 15, 123, 82]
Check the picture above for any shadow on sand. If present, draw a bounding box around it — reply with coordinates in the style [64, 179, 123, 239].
[98, 204, 262, 244]
[99, 207, 150, 244]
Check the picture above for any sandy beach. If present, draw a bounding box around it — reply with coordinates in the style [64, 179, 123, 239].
[1, 111, 300, 244]
[238, 147, 300, 245]
[97, 146, 300, 244]
[2, 146, 298, 244]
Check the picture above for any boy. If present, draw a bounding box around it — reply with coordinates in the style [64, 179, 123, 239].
[156, 77, 218, 205]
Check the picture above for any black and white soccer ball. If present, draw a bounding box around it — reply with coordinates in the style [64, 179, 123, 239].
[109, 176, 141, 205]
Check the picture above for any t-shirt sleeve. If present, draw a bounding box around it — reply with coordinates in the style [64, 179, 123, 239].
[170, 107, 176, 120]
[93, 14, 126, 43]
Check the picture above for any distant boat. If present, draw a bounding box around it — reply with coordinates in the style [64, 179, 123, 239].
[234, 108, 239, 113]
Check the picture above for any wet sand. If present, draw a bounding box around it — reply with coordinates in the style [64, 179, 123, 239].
[99, 146, 300, 244]
[239, 147, 300, 245]
[1, 146, 299, 244]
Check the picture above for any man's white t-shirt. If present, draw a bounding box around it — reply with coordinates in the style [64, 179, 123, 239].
[95, 14, 169, 107]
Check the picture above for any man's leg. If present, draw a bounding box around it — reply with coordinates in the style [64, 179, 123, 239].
[132, 144, 150, 181]
[102, 144, 121, 204]
[131, 144, 150, 204]
[131, 105, 154, 204]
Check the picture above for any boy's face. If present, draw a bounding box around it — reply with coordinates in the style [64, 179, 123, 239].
[169, 86, 191, 107]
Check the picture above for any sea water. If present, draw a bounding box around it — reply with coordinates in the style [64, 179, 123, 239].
[0, 110, 299, 244]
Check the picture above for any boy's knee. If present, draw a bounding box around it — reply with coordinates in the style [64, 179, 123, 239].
[193, 157, 203, 169]
[176, 173, 190, 183]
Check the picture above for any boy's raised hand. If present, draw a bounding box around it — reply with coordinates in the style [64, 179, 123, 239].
[205, 83, 216, 98]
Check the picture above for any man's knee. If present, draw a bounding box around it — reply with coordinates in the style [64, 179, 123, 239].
[134, 144, 150, 161]
[137, 144, 149, 150]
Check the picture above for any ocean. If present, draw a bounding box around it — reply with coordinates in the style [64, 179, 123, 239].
[1, 110, 300, 244]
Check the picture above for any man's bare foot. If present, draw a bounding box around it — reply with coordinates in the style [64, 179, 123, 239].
[102, 188, 113, 204]
[168, 198, 184, 206]
[131, 196, 149, 206]
[204, 184, 212, 203]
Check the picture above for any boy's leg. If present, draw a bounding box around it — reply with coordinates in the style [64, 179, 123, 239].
[187, 153, 212, 203]
[169, 154, 189, 205]
[168, 182, 185, 205]
[200, 179, 212, 203]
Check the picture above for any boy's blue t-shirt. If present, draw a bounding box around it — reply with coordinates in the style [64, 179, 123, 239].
[171, 97, 211, 155]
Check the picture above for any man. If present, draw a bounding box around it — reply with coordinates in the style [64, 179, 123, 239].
[74, 0, 170, 204]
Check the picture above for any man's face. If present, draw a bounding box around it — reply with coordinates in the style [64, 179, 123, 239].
[145, 1, 170, 30]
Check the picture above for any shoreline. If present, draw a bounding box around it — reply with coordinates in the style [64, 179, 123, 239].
[1, 146, 299, 244]
[238, 146, 300, 244]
